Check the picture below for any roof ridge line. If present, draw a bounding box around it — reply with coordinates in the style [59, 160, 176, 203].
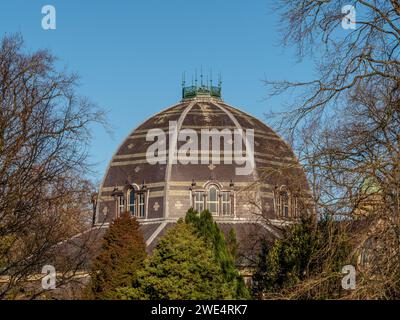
[163, 100, 198, 218]
[146, 221, 168, 246]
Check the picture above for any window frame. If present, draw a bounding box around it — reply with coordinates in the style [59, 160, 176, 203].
[275, 185, 301, 219]
[126, 187, 146, 219]
[117, 195, 125, 216]
[191, 183, 234, 217]
[280, 191, 289, 218]
[138, 192, 145, 218]
[221, 191, 231, 216]
[127, 188, 136, 216]
[207, 185, 219, 216]
[193, 191, 204, 213]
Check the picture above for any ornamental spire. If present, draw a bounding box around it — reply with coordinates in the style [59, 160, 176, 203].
[181, 69, 222, 100]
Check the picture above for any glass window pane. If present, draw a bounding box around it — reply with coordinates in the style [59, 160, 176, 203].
[221, 192, 231, 215]
[209, 203, 217, 214]
[118, 196, 125, 214]
[137, 193, 145, 217]
[223, 203, 231, 215]
[280, 191, 289, 218]
[128, 190, 135, 214]
[207, 187, 219, 215]
[194, 192, 204, 213]
[208, 187, 217, 201]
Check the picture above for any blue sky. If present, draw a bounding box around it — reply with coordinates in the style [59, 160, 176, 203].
[0, 0, 316, 181]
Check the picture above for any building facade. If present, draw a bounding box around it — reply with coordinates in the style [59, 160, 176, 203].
[95, 82, 311, 257]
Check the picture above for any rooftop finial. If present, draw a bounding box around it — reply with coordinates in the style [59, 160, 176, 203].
[181, 71, 186, 88]
[181, 69, 222, 100]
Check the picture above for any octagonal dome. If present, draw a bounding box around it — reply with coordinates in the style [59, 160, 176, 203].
[96, 94, 310, 228]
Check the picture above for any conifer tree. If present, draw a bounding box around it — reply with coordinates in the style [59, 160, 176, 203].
[252, 216, 352, 299]
[86, 213, 146, 299]
[185, 208, 250, 299]
[227, 228, 238, 263]
[116, 221, 234, 299]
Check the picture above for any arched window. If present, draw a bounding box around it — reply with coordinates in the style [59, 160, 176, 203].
[127, 187, 146, 218]
[191, 183, 234, 216]
[281, 191, 289, 218]
[127, 189, 136, 215]
[207, 186, 219, 215]
[275, 186, 292, 219]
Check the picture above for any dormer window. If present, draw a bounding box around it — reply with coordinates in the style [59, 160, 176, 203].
[275, 185, 299, 219]
[192, 183, 234, 216]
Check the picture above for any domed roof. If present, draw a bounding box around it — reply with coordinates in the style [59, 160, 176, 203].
[96, 94, 310, 226]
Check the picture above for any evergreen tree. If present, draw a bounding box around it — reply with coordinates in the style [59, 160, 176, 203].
[227, 228, 238, 262]
[252, 216, 352, 299]
[116, 221, 234, 299]
[185, 208, 250, 299]
[86, 213, 146, 299]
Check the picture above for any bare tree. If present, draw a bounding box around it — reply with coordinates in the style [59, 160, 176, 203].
[0, 34, 106, 299]
[260, 1, 400, 299]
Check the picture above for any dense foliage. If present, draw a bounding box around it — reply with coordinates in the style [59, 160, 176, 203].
[86, 213, 146, 299]
[253, 217, 352, 299]
[185, 208, 250, 299]
[116, 221, 234, 299]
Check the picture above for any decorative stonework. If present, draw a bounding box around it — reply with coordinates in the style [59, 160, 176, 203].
[200, 104, 212, 112]
[243, 203, 251, 210]
[154, 115, 166, 124]
[102, 206, 108, 215]
[97, 96, 310, 226]
[175, 201, 183, 210]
